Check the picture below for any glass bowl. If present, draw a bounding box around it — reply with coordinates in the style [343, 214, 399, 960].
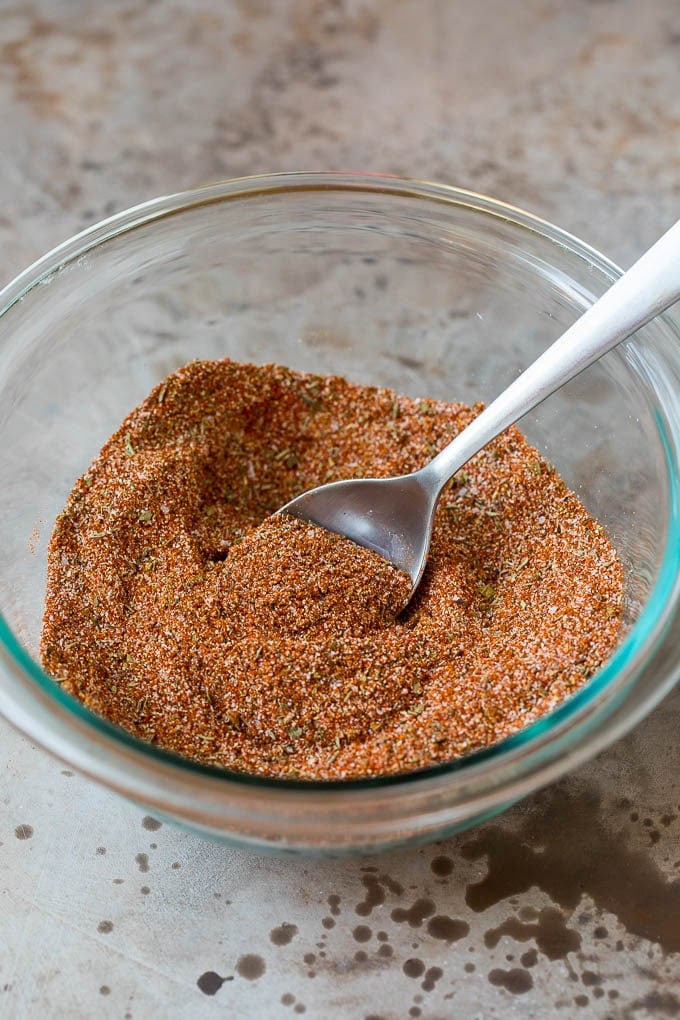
[1, 173, 679, 855]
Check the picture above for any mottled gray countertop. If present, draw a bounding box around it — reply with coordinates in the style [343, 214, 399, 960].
[1, 3, 679, 1018]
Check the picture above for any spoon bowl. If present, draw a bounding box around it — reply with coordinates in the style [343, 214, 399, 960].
[281, 471, 436, 589]
[282, 219, 680, 604]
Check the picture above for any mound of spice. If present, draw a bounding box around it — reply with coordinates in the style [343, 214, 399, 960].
[41, 358, 624, 779]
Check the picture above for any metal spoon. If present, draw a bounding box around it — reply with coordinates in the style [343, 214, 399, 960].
[280, 220, 680, 604]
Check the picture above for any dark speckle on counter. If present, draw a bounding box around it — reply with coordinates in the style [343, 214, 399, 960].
[134, 853, 150, 874]
[141, 816, 162, 832]
[197, 971, 232, 996]
[426, 915, 470, 944]
[430, 855, 454, 878]
[270, 923, 298, 946]
[236, 955, 266, 981]
[488, 967, 534, 994]
[390, 898, 435, 929]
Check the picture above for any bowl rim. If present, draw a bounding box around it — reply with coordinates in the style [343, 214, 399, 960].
[1, 171, 679, 824]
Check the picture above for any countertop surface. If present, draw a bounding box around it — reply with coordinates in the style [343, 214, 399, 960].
[1, 2, 679, 1017]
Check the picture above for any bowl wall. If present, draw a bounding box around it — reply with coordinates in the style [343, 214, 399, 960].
[1, 175, 679, 852]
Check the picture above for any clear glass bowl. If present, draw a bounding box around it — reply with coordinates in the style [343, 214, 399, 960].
[1, 173, 679, 855]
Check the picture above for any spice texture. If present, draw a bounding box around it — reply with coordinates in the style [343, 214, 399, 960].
[41, 359, 623, 779]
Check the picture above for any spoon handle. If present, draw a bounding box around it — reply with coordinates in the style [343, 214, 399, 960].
[423, 219, 680, 490]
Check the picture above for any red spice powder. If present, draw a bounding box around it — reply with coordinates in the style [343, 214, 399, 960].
[41, 359, 624, 779]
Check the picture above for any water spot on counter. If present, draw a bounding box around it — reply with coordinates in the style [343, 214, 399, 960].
[521, 948, 538, 968]
[97, 920, 113, 934]
[378, 944, 393, 958]
[391, 898, 435, 928]
[574, 994, 589, 1007]
[628, 990, 680, 1016]
[135, 853, 149, 873]
[488, 967, 533, 994]
[294, 1006, 306, 1015]
[403, 958, 425, 979]
[281, 993, 295, 1006]
[328, 894, 341, 915]
[460, 783, 680, 953]
[99, 985, 110, 995]
[385, 874, 404, 895]
[431, 855, 454, 877]
[421, 966, 443, 992]
[409, 1009, 421, 1019]
[464, 962, 475, 973]
[96, 847, 106, 855]
[376, 931, 388, 942]
[113, 878, 124, 885]
[355, 873, 403, 917]
[353, 925, 371, 943]
[197, 971, 232, 995]
[303, 953, 315, 966]
[581, 970, 602, 986]
[270, 923, 298, 946]
[140, 886, 150, 895]
[141, 815, 162, 831]
[356, 877, 384, 915]
[236, 954, 265, 980]
[427, 915, 470, 944]
[149, 843, 157, 850]
[593, 987, 605, 999]
[15, 824, 33, 840]
[61, 770, 73, 777]
[484, 907, 580, 960]
[354, 950, 368, 963]
[322, 916, 335, 929]
[171, 861, 181, 869]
